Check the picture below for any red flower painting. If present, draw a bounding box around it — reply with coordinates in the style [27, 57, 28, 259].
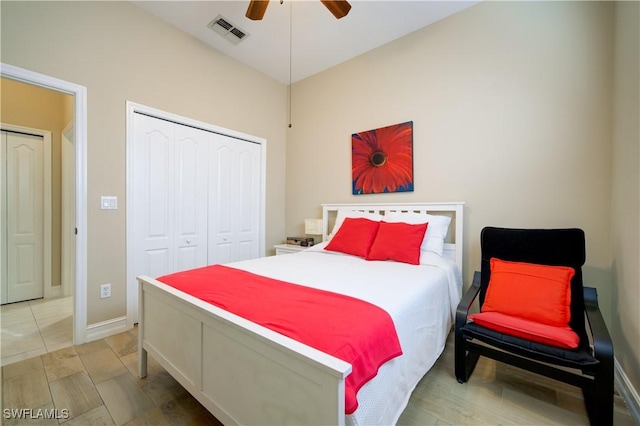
[352, 121, 413, 194]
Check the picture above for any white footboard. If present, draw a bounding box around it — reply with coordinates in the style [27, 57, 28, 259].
[138, 276, 352, 425]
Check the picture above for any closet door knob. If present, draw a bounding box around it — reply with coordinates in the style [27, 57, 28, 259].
[186, 239, 191, 244]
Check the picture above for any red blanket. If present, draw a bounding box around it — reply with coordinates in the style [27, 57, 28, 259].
[157, 264, 402, 414]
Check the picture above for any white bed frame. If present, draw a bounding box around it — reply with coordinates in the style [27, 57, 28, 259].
[138, 202, 464, 425]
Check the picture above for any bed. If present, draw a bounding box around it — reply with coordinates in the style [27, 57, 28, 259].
[137, 202, 464, 425]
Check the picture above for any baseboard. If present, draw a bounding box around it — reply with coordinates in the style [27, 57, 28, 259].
[86, 316, 130, 342]
[615, 357, 640, 424]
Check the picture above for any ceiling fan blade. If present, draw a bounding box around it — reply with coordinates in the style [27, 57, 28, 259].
[321, 0, 351, 19]
[246, 0, 270, 20]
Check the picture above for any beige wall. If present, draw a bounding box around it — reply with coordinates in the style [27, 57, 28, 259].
[286, 0, 639, 401]
[287, 1, 613, 297]
[1, 1, 288, 324]
[611, 1, 640, 400]
[1, 77, 73, 289]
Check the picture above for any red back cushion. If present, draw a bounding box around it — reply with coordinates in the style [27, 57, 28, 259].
[324, 217, 379, 258]
[367, 222, 428, 265]
[483, 258, 575, 327]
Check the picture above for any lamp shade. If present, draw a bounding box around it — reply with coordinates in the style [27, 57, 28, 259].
[305, 219, 323, 235]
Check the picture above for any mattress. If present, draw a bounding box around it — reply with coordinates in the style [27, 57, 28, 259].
[227, 241, 462, 425]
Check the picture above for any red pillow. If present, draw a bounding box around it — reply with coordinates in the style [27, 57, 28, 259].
[324, 217, 379, 258]
[469, 311, 580, 349]
[367, 222, 428, 265]
[483, 258, 575, 327]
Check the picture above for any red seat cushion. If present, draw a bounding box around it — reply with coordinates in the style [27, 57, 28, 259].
[469, 311, 580, 349]
[482, 258, 575, 327]
[367, 221, 428, 265]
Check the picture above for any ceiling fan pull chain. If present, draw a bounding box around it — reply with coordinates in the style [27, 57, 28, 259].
[288, 0, 293, 128]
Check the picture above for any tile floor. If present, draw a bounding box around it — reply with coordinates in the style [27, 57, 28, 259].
[1, 296, 74, 367]
[1, 327, 636, 425]
[2, 327, 221, 425]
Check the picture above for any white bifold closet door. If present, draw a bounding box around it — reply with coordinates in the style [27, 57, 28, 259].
[132, 114, 209, 279]
[209, 133, 261, 264]
[131, 113, 261, 285]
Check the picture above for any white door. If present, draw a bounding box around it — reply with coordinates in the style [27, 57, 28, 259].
[131, 114, 209, 282]
[209, 134, 261, 264]
[173, 124, 210, 271]
[1, 131, 44, 304]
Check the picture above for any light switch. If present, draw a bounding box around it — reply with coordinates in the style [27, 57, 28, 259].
[101, 196, 118, 210]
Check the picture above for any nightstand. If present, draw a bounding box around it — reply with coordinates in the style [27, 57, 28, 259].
[274, 244, 308, 255]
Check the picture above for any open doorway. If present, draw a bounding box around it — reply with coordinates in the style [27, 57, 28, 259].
[0, 63, 88, 363]
[0, 79, 74, 365]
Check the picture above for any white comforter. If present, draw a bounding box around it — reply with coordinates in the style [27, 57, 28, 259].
[228, 242, 462, 425]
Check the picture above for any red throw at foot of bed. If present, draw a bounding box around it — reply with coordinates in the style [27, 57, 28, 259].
[157, 264, 403, 414]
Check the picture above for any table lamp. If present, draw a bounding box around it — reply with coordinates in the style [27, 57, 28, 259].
[304, 218, 323, 245]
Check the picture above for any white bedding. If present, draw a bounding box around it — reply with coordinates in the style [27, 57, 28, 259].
[228, 242, 462, 425]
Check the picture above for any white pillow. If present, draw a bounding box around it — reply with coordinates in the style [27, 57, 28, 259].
[330, 210, 382, 238]
[383, 211, 451, 257]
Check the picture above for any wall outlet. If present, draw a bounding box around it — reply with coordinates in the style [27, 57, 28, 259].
[100, 283, 111, 299]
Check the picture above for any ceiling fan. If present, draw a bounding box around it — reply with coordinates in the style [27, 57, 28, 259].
[246, 0, 352, 21]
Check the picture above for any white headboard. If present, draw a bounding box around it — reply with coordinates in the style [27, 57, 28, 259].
[321, 202, 465, 267]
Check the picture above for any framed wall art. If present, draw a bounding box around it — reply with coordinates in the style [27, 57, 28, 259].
[351, 121, 413, 195]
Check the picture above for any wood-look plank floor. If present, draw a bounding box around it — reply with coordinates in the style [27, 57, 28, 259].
[1, 327, 636, 425]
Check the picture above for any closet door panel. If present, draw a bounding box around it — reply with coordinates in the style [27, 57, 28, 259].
[146, 135, 172, 240]
[145, 249, 171, 279]
[133, 115, 175, 281]
[145, 141, 172, 273]
[235, 144, 260, 261]
[209, 143, 234, 265]
[215, 243, 233, 265]
[174, 126, 209, 272]
[208, 135, 260, 265]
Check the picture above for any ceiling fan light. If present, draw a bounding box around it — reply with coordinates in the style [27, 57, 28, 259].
[321, 0, 351, 19]
[246, 0, 270, 20]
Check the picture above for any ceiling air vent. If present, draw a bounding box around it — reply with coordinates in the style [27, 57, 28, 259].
[207, 15, 249, 45]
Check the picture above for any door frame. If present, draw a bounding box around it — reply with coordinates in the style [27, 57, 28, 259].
[125, 101, 267, 327]
[1, 62, 88, 344]
[0, 124, 52, 303]
[61, 121, 74, 298]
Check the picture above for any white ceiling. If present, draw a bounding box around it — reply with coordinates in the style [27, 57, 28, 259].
[132, 1, 479, 85]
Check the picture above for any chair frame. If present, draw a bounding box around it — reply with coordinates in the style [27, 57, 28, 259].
[455, 228, 614, 426]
